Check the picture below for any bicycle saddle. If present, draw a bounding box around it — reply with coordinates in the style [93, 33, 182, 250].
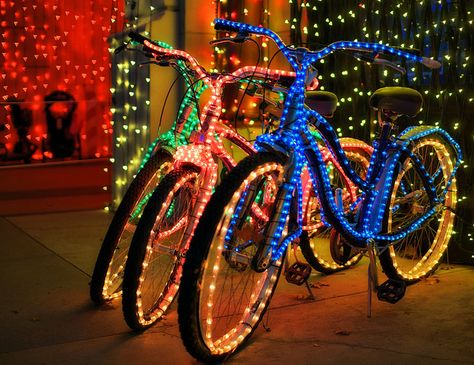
[369, 87, 423, 117]
[305, 91, 338, 118]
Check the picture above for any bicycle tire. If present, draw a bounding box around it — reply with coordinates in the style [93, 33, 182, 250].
[379, 134, 457, 283]
[121, 165, 200, 330]
[178, 152, 287, 362]
[300, 140, 371, 274]
[90, 149, 173, 304]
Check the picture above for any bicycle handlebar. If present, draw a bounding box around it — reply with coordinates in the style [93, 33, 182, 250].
[230, 66, 297, 89]
[127, 31, 298, 93]
[213, 18, 441, 70]
[128, 31, 211, 81]
[421, 57, 442, 69]
[129, 31, 194, 63]
[373, 58, 406, 74]
[214, 18, 285, 47]
[129, 31, 149, 45]
[213, 18, 293, 67]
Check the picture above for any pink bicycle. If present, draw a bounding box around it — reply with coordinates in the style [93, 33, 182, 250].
[120, 32, 372, 330]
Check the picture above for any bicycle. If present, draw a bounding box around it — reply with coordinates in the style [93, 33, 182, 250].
[300, 134, 373, 274]
[90, 31, 372, 319]
[90, 39, 207, 305]
[90, 36, 287, 305]
[178, 19, 461, 362]
[89, 35, 312, 306]
[117, 32, 372, 331]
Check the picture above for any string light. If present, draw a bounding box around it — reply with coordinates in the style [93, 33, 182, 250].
[282, 0, 472, 245]
[124, 36, 318, 327]
[1, 0, 123, 162]
[214, 18, 460, 259]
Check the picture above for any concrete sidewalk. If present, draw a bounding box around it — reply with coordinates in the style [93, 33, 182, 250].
[0, 210, 473, 365]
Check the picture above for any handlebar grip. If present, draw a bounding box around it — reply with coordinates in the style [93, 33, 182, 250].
[421, 57, 442, 69]
[128, 31, 149, 44]
[373, 58, 406, 75]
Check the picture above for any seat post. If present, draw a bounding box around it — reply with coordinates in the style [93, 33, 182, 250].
[367, 110, 397, 182]
[377, 109, 398, 143]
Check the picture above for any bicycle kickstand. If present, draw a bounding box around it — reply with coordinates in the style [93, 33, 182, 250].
[366, 239, 379, 318]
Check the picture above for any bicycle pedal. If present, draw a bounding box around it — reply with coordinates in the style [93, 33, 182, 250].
[285, 262, 312, 286]
[376, 279, 406, 304]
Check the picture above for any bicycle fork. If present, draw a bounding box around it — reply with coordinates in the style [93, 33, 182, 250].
[174, 145, 219, 259]
[251, 152, 301, 272]
[366, 239, 379, 318]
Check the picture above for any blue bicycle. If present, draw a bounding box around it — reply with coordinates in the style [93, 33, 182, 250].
[178, 19, 461, 362]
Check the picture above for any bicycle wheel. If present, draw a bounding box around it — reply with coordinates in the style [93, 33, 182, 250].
[90, 149, 173, 304]
[300, 140, 371, 274]
[122, 166, 200, 330]
[379, 135, 457, 283]
[179, 152, 287, 362]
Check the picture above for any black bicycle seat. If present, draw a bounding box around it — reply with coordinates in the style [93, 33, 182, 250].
[305, 91, 338, 118]
[369, 87, 423, 117]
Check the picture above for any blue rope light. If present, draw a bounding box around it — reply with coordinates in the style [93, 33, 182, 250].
[216, 19, 461, 262]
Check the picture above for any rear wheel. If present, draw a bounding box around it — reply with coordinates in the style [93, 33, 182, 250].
[90, 149, 173, 304]
[379, 135, 457, 283]
[300, 141, 371, 274]
[178, 152, 286, 362]
[122, 166, 200, 330]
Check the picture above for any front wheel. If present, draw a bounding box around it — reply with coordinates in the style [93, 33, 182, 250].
[90, 149, 173, 304]
[122, 166, 200, 330]
[178, 152, 287, 362]
[379, 134, 457, 283]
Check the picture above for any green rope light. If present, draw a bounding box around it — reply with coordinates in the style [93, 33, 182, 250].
[137, 39, 208, 170]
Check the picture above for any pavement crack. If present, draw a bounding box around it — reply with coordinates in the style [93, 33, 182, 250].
[0, 329, 180, 356]
[4, 217, 91, 279]
[268, 290, 368, 311]
[261, 337, 474, 364]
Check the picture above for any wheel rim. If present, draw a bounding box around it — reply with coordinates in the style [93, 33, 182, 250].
[102, 161, 172, 301]
[135, 171, 199, 326]
[199, 162, 283, 355]
[388, 138, 456, 280]
[303, 151, 369, 271]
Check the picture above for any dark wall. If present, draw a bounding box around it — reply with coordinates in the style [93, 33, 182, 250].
[289, 0, 473, 263]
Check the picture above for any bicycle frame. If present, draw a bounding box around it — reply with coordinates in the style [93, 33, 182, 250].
[127, 36, 299, 218]
[213, 19, 462, 261]
[138, 38, 310, 267]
